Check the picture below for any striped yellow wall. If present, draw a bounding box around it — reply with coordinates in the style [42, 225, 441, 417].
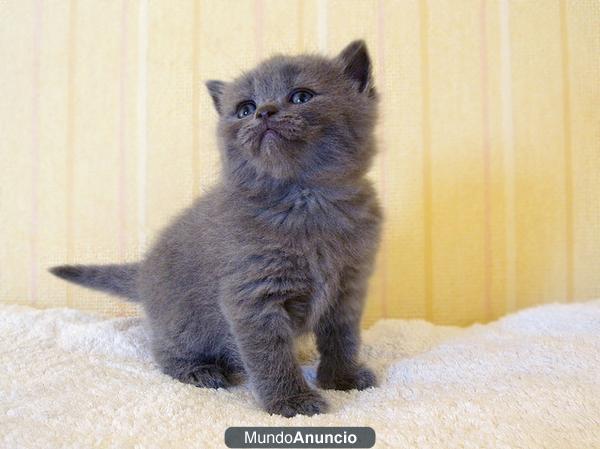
[0, 0, 598, 326]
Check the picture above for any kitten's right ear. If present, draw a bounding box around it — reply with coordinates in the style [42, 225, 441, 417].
[205, 80, 226, 115]
[336, 40, 373, 95]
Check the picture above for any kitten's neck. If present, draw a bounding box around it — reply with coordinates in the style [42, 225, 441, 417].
[225, 164, 363, 206]
[223, 165, 373, 235]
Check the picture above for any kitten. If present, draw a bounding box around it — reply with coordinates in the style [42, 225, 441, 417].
[50, 40, 381, 417]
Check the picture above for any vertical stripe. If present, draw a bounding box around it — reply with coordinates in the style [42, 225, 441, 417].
[297, 0, 304, 51]
[254, 0, 263, 60]
[29, 0, 43, 305]
[65, 0, 78, 307]
[559, 0, 574, 301]
[118, 0, 129, 258]
[499, 0, 516, 313]
[377, 0, 387, 318]
[419, 0, 433, 322]
[317, 0, 328, 52]
[479, 0, 492, 320]
[117, 0, 130, 316]
[192, 0, 200, 197]
[137, 0, 148, 255]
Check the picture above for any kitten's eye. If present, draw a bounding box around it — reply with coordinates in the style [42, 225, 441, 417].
[290, 89, 314, 104]
[236, 101, 256, 119]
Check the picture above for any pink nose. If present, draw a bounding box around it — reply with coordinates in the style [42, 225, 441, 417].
[255, 104, 278, 119]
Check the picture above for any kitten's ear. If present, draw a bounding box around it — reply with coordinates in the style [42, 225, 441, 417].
[205, 80, 226, 114]
[336, 40, 373, 94]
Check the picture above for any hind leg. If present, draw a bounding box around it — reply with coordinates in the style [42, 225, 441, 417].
[162, 358, 228, 388]
[160, 355, 245, 389]
[154, 347, 245, 389]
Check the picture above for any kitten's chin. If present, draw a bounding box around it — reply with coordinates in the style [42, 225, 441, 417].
[251, 146, 301, 181]
[258, 129, 287, 154]
[261, 129, 279, 143]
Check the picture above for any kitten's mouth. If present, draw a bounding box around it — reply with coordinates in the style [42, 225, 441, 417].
[259, 127, 282, 145]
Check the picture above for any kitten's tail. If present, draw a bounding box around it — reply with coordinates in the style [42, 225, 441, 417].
[49, 263, 141, 302]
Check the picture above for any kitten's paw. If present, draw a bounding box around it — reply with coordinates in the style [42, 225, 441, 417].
[266, 389, 329, 417]
[317, 365, 377, 391]
[181, 365, 231, 389]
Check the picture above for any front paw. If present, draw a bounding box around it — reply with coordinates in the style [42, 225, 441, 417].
[317, 365, 377, 391]
[265, 389, 329, 417]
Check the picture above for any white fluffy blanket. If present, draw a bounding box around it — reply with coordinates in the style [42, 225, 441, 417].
[1, 301, 599, 449]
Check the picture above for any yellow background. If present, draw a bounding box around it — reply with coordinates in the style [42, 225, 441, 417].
[1, 0, 598, 326]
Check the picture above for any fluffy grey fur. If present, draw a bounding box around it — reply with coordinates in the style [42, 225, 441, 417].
[50, 40, 381, 417]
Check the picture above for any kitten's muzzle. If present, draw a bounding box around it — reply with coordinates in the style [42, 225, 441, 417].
[255, 103, 279, 120]
[258, 125, 281, 146]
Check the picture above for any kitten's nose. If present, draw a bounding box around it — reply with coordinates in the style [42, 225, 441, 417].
[255, 104, 278, 119]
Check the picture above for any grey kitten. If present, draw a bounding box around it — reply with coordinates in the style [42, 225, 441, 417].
[50, 40, 381, 417]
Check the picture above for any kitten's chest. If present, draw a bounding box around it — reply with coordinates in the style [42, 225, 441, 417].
[249, 185, 379, 330]
[278, 188, 362, 277]
[282, 214, 363, 331]
[283, 238, 343, 332]
[265, 186, 362, 236]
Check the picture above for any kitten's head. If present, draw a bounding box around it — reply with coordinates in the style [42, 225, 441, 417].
[206, 40, 378, 185]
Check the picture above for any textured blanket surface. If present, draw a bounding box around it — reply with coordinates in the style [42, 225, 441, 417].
[1, 301, 599, 449]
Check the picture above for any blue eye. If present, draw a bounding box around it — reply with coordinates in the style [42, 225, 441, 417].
[236, 101, 256, 119]
[290, 89, 314, 104]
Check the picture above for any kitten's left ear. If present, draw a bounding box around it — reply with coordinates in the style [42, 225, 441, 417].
[336, 40, 373, 94]
[205, 80, 227, 114]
